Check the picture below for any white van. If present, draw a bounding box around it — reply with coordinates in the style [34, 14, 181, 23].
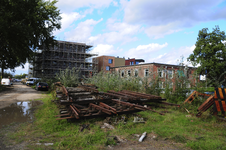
[1, 78, 11, 86]
[26, 78, 41, 85]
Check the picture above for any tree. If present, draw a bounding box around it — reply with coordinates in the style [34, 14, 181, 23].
[14, 73, 27, 79]
[0, 0, 61, 78]
[188, 26, 226, 87]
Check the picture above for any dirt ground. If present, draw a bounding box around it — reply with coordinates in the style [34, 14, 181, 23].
[0, 82, 47, 150]
[0, 82, 46, 109]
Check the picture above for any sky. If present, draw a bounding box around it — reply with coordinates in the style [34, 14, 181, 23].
[12, 0, 226, 76]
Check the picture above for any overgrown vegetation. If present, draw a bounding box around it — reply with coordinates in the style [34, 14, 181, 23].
[55, 67, 81, 87]
[52, 66, 214, 105]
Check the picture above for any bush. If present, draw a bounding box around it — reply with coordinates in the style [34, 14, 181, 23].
[55, 67, 80, 87]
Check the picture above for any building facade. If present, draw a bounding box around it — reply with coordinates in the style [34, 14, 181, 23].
[111, 63, 197, 89]
[125, 58, 145, 66]
[92, 55, 125, 72]
[33, 40, 97, 78]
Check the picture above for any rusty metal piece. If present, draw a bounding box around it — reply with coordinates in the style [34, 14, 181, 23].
[72, 104, 81, 113]
[62, 85, 68, 97]
[70, 105, 79, 119]
[60, 99, 112, 105]
[99, 102, 117, 114]
[197, 95, 214, 111]
[108, 90, 139, 100]
[78, 85, 99, 93]
[89, 103, 112, 115]
[184, 91, 212, 104]
[121, 90, 162, 99]
[103, 92, 132, 100]
[196, 95, 215, 117]
[73, 104, 86, 109]
[112, 99, 164, 115]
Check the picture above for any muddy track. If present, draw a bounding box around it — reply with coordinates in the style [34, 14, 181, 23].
[0, 82, 46, 109]
[0, 82, 47, 150]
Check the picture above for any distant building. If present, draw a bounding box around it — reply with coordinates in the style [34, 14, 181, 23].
[92, 55, 125, 72]
[32, 40, 97, 78]
[111, 62, 197, 89]
[125, 58, 145, 66]
[28, 61, 33, 78]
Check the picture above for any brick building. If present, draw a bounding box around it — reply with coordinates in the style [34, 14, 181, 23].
[111, 62, 197, 89]
[92, 56, 125, 72]
[125, 58, 145, 65]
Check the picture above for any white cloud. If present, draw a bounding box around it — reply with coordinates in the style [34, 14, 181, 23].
[122, 0, 225, 38]
[54, 12, 84, 35]
[90, 44, 120, 56]
[89, 20, 141, 44]
[124, 0, 223, 25]
[65, 18, 103, 43]
[149, 45, 196, 66]
[125, 43, 168, 59]
[145, 23, 181, 39]
[112, 1, 119, 6]
[8, 63, 29, 75]
[56, 0, 114, 13]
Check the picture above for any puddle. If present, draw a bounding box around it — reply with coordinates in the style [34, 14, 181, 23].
[0, 101, 43, 129]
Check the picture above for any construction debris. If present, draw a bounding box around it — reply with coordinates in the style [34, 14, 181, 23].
[133, 117, 145, 123]
[139, 132, 147, 142]
[183, 88, 226, 117]
[79, 124, 90, 132]
[101, 123, 115, 130]
[53, 83, 168, 121]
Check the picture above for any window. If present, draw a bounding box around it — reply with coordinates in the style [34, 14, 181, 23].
[177, 70, 185, 77]
[158, 69, 163, 78]
[136, 61, 139, 65]
[108, 59, 113, 64]
[128, 70, 131, 76]
[130, 61, 134, 65]
[106, 66, 110, 71]
[121, 70, 125, 77]
[134, 69, 139, 77]
[186, 83, 190, 88]
[169, 82, 173, 89]
[168, 70, 173, 79]
[159, 82, 164, 89]
[144, 69, 149, 77]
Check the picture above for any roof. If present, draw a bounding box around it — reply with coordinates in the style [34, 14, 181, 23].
[110, 62, 196, 69]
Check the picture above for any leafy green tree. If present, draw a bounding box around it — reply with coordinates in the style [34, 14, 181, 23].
[0, 0, 61, 78]
[188, 26, 226, 87]
[14, 73, 27, 79]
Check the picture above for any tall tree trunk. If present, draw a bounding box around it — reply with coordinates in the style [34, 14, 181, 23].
[1, 63, 4, 79]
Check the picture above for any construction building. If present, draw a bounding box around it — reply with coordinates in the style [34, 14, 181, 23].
[33, 40, 97, 78]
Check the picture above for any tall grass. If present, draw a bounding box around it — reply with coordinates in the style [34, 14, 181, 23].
[85, 71, 142, 92]
[86, 67, 196, 104]
[53, 66, 213, 105]
[55, 67, 80, 87]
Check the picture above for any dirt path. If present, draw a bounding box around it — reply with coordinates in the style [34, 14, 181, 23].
[0, 82, 47, 150]
[0, 82, 46, 109]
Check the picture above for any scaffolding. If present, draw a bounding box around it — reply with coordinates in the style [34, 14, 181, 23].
[33, 40, 98, 78]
